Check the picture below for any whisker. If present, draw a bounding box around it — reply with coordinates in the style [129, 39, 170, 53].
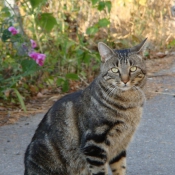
[104, 87, 114, 100]
[104, 86, 117, 102]
[97, 81, 118, 102]
[133, 85, 145, 97]
[98, 83, 113, 100]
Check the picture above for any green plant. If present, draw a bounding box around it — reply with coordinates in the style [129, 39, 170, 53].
[0, 0, 173, 111]
[0, 0, 112, 110]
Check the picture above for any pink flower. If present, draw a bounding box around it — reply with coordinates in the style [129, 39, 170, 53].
[35, 53, 46, 66]
[30, 39, 37, 48]
[28, 52, 39, 61]
[8, 26, 18, 35]
[28, 51, 46, 66]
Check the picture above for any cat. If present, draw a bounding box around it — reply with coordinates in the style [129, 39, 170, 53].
[24, 38, 148, 175]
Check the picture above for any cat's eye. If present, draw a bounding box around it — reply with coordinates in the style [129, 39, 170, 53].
[111, 67, 119, 73]
[130, 66, 137, 72]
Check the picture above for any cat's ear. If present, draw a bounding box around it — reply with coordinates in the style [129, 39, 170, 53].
[98, 42, 115, 63]
[130, 38, 148, 54]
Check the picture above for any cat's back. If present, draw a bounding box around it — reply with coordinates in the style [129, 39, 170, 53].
[25, 90, 86, 175]
[32, 90, 83, 139]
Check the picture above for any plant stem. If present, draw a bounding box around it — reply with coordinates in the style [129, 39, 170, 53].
[23, 0, 43, 53]
[32, 14, 43, 53]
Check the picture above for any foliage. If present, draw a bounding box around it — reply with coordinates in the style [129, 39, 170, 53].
[0, 0, 110, 109]
[0, 0, 174, 110]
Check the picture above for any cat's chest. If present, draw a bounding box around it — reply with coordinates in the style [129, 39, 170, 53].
[106, 107, 142, 160]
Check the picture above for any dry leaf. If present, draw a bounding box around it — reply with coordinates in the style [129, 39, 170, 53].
[37, 92, 43, 98]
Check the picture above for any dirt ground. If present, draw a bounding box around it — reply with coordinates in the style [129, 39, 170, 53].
[0, 55, 175, 126]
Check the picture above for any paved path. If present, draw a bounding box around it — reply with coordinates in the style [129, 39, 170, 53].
[0, 67, 175, 175]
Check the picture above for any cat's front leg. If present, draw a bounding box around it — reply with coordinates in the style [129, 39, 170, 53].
[82, 144, 109, 175]
[109, 151, 126, 175]
[88, 163, 111, 175]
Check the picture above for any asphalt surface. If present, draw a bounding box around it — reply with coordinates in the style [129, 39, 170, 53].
[0, 67, 175, 175]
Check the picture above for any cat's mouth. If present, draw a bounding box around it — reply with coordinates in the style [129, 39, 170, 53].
[120, 86, 131, 91]
[112, 81, 137, 91]
[118, 82, 132, 91]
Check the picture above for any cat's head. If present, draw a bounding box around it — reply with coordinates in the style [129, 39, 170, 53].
[98, 39, 147, 91]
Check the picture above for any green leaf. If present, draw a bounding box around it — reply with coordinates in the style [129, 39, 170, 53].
[91, 0, 100, 5]
[21, 59, 38, 74]
[1, 7, 11, 17]
[105, 1, 112, 13]
[168, 39, 175, 47]
[13, 88, 26, 112]
[65, 40, 75, 52]
[1, 29, 11, 42]
[46, 78, 54, 85]
[57, 77, 65, 86]
[35, 13, 57, 32]
[83, 53, 91, 63]
[98, 1, 106, 11]
[97, 1, 111, 12]
[29, 0, 46, 9]
[11, 34, 22, 42]
[98, 18, 110, 27]
[66, 73, 79, 80]
[76, 49, 84, 56]
[62, 80, 69, 92]
[86, 26, 99, 35]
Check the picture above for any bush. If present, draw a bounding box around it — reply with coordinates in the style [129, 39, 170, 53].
[0, 0, 173, 110]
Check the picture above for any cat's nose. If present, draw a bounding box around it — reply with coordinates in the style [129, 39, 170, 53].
[122, 79, 129, 84]
[121, 74, 129, 84]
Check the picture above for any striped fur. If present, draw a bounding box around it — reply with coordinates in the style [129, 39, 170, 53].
[24, 39, 147, 175]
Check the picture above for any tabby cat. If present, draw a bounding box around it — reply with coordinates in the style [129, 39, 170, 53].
[24, 38, 148, 175]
